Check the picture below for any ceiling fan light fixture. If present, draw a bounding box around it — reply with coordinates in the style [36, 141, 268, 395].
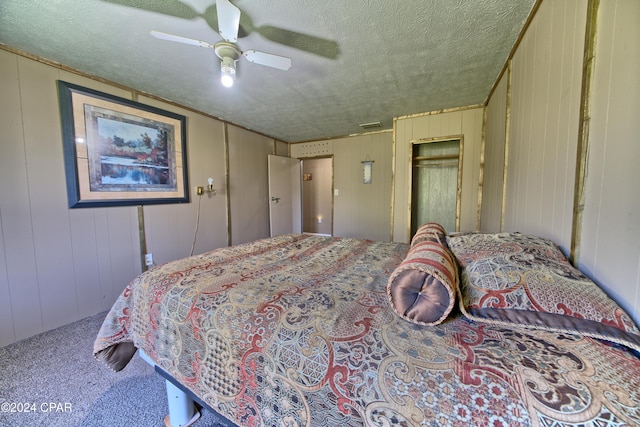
[220, 56, 236, 87]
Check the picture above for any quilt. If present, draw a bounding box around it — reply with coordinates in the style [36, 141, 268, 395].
[94, 234, 640, 426]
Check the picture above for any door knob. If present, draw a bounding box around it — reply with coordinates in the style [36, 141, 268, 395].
[271, 197, 280, 203]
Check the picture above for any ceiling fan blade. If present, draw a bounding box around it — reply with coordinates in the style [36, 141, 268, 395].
[216, 0, 241, 43]
[150, 31, 214, 49]
[242, 50, 292, 71]
[255, 26, 340, 60]
[100, 0, 200, 20]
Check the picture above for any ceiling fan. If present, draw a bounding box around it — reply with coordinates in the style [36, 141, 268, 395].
[150, 0, 292, 88]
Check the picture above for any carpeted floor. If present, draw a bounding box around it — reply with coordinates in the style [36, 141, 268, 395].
[0, 311, 229, 427]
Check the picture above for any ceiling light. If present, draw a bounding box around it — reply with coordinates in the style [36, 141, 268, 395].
[220, 56, 236, 88]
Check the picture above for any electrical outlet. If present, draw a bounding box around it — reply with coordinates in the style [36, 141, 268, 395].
[145, 253, 153, 266]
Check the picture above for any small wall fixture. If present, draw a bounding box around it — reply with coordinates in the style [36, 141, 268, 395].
[196, 177, 217, 196]
[361, 156, 374, 184]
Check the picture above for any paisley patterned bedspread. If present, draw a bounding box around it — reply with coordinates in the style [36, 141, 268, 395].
[94, 234, 640, 426]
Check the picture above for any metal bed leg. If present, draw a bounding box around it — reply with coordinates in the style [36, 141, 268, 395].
[138, 350, 201, 427]
[163, 379, 201, 427]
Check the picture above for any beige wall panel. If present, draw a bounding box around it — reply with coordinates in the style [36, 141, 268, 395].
[106, 208, 140, 301]
[0, 50, 42, 345]
[504, 0, 586, 253]
[139, 98, 228, 263]
[482, 73, 508, 232]
[0, 50, 18, 344]
[68, 209, 107, 317]
[333, 132, 393, 241]
[393, 108, 483, 242]
[459, 109, 484, 232]
[228, 125, 272, 245]
[275, 140, 289, 157]
[392, 118, 411, 242]
[17, 57, 80, 329]
[0, 217, 12, 345]
[579, 0, 640, 323]
[58, 69, 132, 100]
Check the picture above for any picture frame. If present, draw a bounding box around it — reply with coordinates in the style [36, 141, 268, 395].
[57, 81, 189, 208]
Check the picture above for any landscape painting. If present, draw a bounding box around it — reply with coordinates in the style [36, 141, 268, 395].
[58, 81, 188, 208]
[86, 105, 174, 191]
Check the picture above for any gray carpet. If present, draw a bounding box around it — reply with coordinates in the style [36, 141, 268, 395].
[0, 311, 229, 427]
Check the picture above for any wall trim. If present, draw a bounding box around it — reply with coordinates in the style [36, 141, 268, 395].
[571, 0, 599, 265]
[223, 122, 232, 247]
[395, 104, 484, 121]
[485, 0, 544, 105]
[500, 60, 513, 232]
[477, 107, 487, 231]
[390, 118, 398, 241]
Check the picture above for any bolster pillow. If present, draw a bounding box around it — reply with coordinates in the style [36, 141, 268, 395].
[387, 240, 458, 325]
[411, 222, 447, 246]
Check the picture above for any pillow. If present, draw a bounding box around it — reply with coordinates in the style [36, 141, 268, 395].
[411, 222, 447, 246]
[446, 232, 640, 353]
[387, 240, 458, 325]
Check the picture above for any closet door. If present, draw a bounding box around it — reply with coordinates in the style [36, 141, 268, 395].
[410, 138, 461, 235]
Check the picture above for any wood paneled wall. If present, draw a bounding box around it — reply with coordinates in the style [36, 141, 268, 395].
[333, 132, 393, 241]
[503, 0, 586, 253]
[482, 69, 508, 233]
[291, 132, 393, 242]
[393, 108, 484, 242]
[579, 0, 640, 322]
[0, 50, 277, 346]
[482, 0, 640, 323]
[227, 125, 274, 245]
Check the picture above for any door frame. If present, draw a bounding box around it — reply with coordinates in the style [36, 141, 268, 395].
[407, 135, 464, 240]
[299, 155, 334, 236]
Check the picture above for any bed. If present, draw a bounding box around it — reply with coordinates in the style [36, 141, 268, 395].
[94, 226, 640, 426]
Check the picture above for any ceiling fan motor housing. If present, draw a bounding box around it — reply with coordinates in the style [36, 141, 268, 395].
[215, 42, 241, 64]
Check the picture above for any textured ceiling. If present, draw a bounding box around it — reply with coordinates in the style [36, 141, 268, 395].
[0, 0, 535, 142]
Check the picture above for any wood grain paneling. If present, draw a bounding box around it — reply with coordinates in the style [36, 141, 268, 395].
[394, 108, 484, 242]
[228, 125, 273, 245]
[0, 50, 279, 346]
[504, 0, 586, 253]
[140, 100, 228, 264]
[332, 132, 393, 241]
[482, 70, 508, 232]
[579, 0, 640, 323]
[0, 50, 41, 345]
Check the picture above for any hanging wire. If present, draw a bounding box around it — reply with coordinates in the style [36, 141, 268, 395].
[190, 194, 202, 257]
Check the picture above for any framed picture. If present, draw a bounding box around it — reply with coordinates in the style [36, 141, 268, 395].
[58, 81, 189, 208]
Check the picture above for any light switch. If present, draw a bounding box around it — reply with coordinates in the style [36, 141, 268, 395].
[334, 189, 339, 196]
